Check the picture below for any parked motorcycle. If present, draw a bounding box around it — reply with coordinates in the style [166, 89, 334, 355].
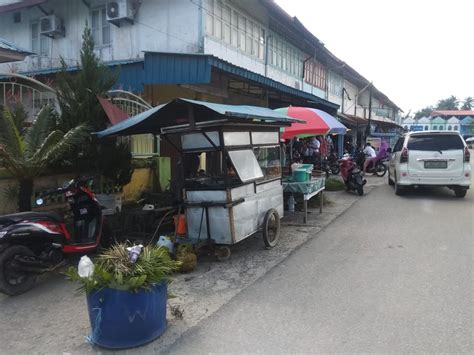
[312, 152, 340, 178]
[326, 151, 340, 175]
[340, 154, 366, 196]
[0, 177, 111, 295]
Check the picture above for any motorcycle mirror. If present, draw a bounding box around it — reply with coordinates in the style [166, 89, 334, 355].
[35, 198, 44, 206]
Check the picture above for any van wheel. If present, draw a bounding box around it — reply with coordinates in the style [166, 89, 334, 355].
[388, 171, 394, 186]
[395, 183, 405, 196]
[454, 188, 467, 198]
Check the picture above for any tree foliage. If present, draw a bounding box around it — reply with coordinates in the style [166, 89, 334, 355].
[414, 95, 473, 119]
[436, 95, 458, 110]
[0, 105, 89, 211]
[55, 26, 132, 188]
[414, 106, 434, 119]
[56, 26, 117, 131]
[461, 97, 473, 110]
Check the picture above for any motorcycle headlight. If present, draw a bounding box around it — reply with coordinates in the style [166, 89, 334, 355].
[0, 231, 7, 239]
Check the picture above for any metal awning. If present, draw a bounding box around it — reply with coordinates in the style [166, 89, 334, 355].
[96, 98, 299, 138]
[0, 0, 46, 13]
[143, 52, 339, 111]
[0, 38, 31, 63]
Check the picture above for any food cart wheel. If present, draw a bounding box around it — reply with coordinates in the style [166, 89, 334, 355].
[262, 208, 281, 248]
[215, 246, 231, 261]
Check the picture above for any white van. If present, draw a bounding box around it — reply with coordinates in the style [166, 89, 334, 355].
[388, 131, 471, 197]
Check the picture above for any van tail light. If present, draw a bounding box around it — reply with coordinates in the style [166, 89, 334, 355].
[464, 147, 470, 162]
[400, 147, 409, 163]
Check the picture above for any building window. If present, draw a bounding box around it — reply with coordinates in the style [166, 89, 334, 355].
[448, 125, 452, 131]
[205, 0, 264, 60]
[404, 125, 408, 130]
[328, 74, 343, 96]
[304, 58, 327, 90]
[433, 125, 438, 130]
[454, 125, 458, 131]
[424, 125, 429, 130]
[31, 21, 50, 56]
[268, 34, 303, 77]
[91, 7, 110, 46]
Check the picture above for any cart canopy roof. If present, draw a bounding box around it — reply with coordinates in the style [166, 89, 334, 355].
[96, 98, 298, 138]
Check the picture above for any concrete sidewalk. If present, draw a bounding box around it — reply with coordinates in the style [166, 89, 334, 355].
[0, 176, 386, 354]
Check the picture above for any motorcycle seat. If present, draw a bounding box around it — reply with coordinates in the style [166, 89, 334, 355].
[0, 211, 64, 225]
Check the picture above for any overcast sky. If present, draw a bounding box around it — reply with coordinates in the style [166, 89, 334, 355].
[276, 0, 473, 114]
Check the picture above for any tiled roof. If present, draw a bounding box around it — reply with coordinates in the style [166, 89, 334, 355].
[431, 110, 474, 116]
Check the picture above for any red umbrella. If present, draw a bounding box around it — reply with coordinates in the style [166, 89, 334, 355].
[275, 107, 330, 139]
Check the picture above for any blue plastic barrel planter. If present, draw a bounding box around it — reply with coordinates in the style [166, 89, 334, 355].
[86, 281, 167, 349]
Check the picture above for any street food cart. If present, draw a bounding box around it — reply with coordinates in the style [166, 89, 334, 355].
[96, 98, 297, 259]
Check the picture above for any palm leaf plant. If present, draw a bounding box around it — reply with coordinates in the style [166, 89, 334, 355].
[0, 105, 90, 211]
[65, 243, 181, 294]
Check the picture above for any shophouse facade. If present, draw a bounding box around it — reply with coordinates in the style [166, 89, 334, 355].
[0, 0, 402, 152]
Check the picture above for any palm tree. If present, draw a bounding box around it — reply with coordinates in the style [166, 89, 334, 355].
[461, 97, 473, 110]
[0, 105, 90, 211]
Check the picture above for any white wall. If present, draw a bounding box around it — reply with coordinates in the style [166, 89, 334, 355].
[0, 0, 201, 73]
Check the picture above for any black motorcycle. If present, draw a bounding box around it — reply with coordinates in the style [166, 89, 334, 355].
[326, 151, 340, 175]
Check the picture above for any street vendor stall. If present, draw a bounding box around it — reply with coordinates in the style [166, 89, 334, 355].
[96, 98, 298, 259]
[274, 107, 347, 223]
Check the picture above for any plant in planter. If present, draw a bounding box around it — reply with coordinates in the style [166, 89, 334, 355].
[65, 243, 181, 349]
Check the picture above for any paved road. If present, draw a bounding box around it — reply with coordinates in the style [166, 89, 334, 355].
[166, 184, 474, 353]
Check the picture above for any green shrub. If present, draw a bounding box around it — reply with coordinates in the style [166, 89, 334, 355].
[325, 178, 346, 191]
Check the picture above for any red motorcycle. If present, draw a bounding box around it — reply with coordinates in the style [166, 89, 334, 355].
[340, 154, 366, 196]
[0, 177, 111, 295]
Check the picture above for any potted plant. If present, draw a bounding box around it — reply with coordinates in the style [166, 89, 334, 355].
[65, 243, 181, 349]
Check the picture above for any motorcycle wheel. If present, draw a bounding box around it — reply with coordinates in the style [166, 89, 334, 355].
[357, 185, 364, 196]
[0, 245, 37, 296]
[374, 163, 387, 177]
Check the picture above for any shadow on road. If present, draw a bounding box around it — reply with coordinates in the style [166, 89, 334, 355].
[392, 185, 471, 201]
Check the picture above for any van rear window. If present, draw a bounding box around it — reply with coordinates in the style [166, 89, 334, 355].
[407, 134, 464, 151]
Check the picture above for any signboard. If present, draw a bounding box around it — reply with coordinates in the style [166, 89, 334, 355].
[410, 125, 424, 132]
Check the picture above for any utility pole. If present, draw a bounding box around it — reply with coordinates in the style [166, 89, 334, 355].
[365, 88, 372, 143]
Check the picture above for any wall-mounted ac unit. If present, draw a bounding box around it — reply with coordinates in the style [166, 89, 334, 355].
[106, 0, 135, 26]
[40, 15, 65, 38]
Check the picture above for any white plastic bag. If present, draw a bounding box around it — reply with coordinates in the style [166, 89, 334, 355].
[78, 255, 94, 278]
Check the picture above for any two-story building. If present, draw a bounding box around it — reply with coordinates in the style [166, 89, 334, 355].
[0, 0, 402, 152]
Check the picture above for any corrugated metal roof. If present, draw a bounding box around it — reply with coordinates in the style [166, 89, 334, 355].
[181, 98, 298, 121]
[96, 98, 297, 138]
[0, 0, 46, 14]
[2, 58, 145, 92]
[144, 52, 211, 85]
[0, 38, 30, 54]
[142, 52, 339, 111]
[208, 56, 339, 110]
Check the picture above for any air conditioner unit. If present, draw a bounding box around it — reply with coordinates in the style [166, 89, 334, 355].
[40, 15, 65, 38]
[106, 0, 135, 26]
